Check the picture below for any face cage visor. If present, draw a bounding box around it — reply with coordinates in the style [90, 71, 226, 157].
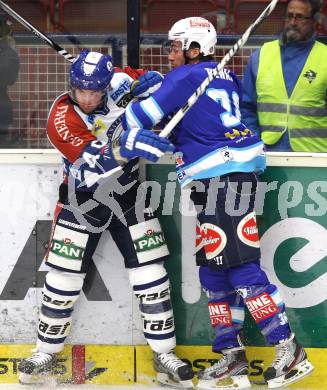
[69, 85, 108, 112]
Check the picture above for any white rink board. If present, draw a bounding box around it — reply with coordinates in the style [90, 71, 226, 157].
[1, 151, 327, 346]
[0, 163, 144, 345]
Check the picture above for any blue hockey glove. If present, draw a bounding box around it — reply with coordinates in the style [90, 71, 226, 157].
[120, 128, 175, 162]
[130, 71, 164, 98]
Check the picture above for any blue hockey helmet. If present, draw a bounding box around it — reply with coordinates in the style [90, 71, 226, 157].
[70, 49, 114, 91]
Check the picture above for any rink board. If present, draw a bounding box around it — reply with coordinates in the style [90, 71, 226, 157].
[0, 152, 326, 388]
[0, 344, 324, 388]
[0, 153, 326, 348]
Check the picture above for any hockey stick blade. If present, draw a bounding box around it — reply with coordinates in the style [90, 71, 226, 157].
[0, 0, 75, 63]
[159, 0, 279, 138]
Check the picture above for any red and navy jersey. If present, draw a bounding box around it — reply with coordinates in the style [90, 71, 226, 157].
[47, 72, 138, 191]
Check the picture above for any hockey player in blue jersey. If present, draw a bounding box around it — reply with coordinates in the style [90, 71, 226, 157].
[122, 17, 314, 390]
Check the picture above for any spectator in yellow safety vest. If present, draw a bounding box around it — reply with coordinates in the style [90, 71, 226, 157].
[241, 0, 327, 152]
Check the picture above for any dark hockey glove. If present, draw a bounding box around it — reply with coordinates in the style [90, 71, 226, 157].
[130, 71, 164, 98]
[119, 128, 174, 162]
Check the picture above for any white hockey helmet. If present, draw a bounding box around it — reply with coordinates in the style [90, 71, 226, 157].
[168, 17, 217, 56]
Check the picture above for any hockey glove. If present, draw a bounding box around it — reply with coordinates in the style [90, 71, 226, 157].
[130, 71, 164, 98]
[120, 128, 175, 162]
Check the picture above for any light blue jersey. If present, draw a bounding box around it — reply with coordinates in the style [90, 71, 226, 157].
[124, 62, 266, 187]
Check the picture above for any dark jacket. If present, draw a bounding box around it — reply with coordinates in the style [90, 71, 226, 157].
[0, 39, 19, 127]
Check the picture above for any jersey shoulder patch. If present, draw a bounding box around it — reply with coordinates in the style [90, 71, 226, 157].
[47, 93, 95, 162]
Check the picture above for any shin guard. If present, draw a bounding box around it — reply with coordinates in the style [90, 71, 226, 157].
[206, 289, 245, 352]
[128, 263, 175, 353]
[37, 269, 85, 353]
[239, 284, 292, 345]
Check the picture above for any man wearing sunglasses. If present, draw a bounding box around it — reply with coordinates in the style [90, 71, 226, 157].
[241, 0, 327, 152]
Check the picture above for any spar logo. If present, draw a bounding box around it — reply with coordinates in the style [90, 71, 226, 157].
[51, 238, 85, 260]
[134, 229, 166, 253]
[245, 292, 279, 323]
[237, 211, 260, 248]
[208, 302, 232, 327]
[196, 222, 227, 260]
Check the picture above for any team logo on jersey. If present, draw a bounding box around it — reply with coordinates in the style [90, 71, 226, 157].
[208, 302, 232, 327]
[237, 212, 260, 248]
[196, 222, 227, 259]
[303, 69, 317, 83]
[92, 118, 106, 136]
[245, 292, 279, 323]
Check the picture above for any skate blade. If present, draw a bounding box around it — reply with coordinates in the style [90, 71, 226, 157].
[19, 372, 44, 385]
[157, 372, 194, 388]
[267, 359, 314, 389]
[197, 375, 251, 390]
[19, 371, 57, 386]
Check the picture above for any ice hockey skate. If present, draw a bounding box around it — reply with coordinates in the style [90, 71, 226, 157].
[18, 350, 56, 385]
[263, 333, 314, 388]
[197, 347, 251, 390]
[154, 351, 194, 388]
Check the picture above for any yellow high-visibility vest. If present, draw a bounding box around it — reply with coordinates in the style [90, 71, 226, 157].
[256, 40, 327, 152]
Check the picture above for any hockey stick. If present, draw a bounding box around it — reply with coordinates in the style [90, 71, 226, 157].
[0, 0, 75, 63]
[159, 0, 279, 138]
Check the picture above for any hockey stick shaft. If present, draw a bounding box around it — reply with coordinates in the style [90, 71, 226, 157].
[0, 0, 75, 63]
[159, 0, 279, 138]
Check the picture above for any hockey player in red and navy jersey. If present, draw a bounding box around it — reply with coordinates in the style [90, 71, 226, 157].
[18, 49, 194, 388]
[123, 17, 314, 390]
